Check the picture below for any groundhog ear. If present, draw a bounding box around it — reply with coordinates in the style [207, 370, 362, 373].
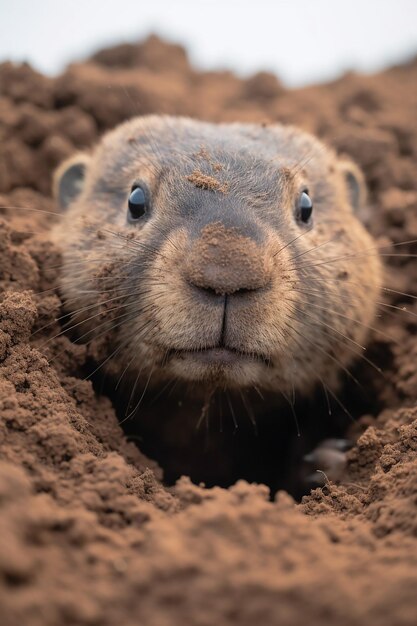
[338, 159, 367, 212]
[53, 154, 90, 210]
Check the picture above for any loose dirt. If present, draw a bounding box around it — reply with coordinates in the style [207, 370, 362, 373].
[0, 35, 416, 626]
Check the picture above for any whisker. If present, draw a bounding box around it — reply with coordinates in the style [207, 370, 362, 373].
[226, 393, 238, 431]
[122, 366, 155, 423]
[31, 289, 133, 338]
[196, 389, 214, 431]
[281, 389, 300, 437]
[292, 303, 367, 352]
[376, 301, 417, 319]
[273, 227, 313, 258]
[115, 349, 140, 391]
[294, 277, 417, 323]
[38, 301, 132, 349]
[44, 311, 141, 364]
[289, 234, 340, 262]
[83, 334, 134, 381]
[324, 385, 354, 422]
[147, 376, 177, 407]
[319, 376, 332, 416]
[0, 205, 60, 217]
[290, 304, 385, 376]
[291, 251, 417, 274]
[290, 142, 328, 177]
[306, 276, 417, 302]
[121, 364, 144, 424]
[290, 290, 398, 344]
[253, 386, 265, 401]
[287, 317, 361, 388]
[239, 390, 258, 434]
[43, 298, 160, 364]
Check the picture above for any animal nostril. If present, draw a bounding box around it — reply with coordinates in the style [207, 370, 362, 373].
[187, 281, 226, 299]
[187, 278, 264, 298]
[198, 285, 222, 297]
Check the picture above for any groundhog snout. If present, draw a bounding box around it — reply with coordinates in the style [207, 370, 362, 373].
[185, 223, 273, 296]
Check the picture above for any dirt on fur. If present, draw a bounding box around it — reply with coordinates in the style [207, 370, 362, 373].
[0, 35, 416, 626]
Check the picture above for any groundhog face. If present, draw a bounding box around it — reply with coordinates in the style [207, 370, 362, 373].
[53, 116, 381, 396]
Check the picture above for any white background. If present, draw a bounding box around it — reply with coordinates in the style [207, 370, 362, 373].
[1, 0, 417, 86]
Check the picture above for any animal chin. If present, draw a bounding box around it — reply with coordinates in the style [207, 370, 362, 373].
[165, 346, 270, 385]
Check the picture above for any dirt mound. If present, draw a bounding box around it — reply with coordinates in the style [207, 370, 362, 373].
[0, 36, 416, 626]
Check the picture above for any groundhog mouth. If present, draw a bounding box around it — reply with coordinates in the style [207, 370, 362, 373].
[168, 346, 271, 368]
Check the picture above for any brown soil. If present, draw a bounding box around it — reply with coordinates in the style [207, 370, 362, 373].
[186, 169, 228, 193]
[0, 35, 417, 626]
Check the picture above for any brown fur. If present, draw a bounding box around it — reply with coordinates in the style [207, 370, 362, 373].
[52, 115, 382, 397]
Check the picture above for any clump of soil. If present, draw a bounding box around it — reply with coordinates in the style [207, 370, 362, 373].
[186, 169, 228, 193]
[0, 35, 417, 626]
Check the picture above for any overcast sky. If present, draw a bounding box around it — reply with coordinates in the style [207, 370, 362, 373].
[1, 0, 417, 87]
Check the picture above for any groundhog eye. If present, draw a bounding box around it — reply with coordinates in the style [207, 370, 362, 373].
[128, 185, 147, 221]
[298, 191, 313, 224]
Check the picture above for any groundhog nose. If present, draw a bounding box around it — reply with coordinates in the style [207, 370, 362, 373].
[185, 223, 273, 296]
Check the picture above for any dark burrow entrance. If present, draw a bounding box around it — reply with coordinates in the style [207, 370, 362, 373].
[94, 337, 392, 500]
